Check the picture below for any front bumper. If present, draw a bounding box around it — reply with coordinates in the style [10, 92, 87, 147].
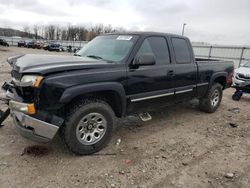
[232, 77, 245, 86]
[1, 82, 64, 143]
[232, 77, 250, 93]
[12, 111, 62, 142]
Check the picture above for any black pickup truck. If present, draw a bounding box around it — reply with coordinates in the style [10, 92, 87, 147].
[0, 32, 234, 155]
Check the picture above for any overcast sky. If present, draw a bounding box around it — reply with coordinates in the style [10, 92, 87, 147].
[0, 0, 249, 45]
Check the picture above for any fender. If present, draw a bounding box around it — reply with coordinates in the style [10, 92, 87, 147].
[210, 72, 227, 86]
[59, 82, 127, 116]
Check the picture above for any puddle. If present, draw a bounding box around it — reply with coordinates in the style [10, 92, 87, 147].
[21, 145, 51, 157]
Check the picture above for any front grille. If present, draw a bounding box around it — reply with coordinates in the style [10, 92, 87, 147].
[9, 70, 35, 103]
[237, 73, 250, 81]
[11, 70, 22, 81]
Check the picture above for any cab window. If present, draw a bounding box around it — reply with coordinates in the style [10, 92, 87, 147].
[171, 38, 191, 63]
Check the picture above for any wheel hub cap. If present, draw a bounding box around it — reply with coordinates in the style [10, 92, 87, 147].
[211, 89, 220, 107]
[76, 113, 107, 145]
[87, 124, 93, 130]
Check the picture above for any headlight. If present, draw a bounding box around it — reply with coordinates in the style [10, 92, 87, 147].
[20, 75, 43, 87]
[9, 101, 36, 115]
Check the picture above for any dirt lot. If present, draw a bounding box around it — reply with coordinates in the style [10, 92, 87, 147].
[0, 46, 250, 188]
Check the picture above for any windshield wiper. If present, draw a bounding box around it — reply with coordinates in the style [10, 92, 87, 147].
[86, 55, 104, 60]
[86, 55, 115, 63]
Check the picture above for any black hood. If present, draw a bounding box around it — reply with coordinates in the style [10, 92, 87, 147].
[12, 54, 111, 74]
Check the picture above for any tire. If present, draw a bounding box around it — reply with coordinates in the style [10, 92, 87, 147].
[232, 92, 242, 101]
[60, 99, 115, 155]
[199, 83, 223, 113]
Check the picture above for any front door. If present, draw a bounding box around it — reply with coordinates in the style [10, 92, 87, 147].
[127, 36, 175, 111]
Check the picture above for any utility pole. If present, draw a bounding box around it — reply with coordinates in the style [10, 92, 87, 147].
[182, 23, 187, 36]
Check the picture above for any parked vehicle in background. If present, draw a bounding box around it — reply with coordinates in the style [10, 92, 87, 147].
[232, 61, 250, 100]
[34, 41, 43, 49]
[73, 47, 81, 53]
[233, 61, 250, 85]
[0, 38, 9, 47]
[26, 40, 36, 48]
[48, 43, 64, 52]
[43, 42, 50, 50]
[17, 40, 26, 47]
[67, 45, 73, 52]
[1, 32, 234, 155]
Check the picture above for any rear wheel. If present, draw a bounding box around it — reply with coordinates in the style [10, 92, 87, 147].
[199, 83, 223, 113]
[60, 99, 115, 155]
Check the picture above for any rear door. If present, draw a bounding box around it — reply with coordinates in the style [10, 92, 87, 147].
[127, 36, 175, 108]
[170, 37, 197, 100]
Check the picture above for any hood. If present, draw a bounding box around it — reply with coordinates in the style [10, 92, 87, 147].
[235, 67, 250, 76]
[12, 54, 111, 74]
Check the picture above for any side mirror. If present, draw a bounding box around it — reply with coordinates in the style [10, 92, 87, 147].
[133, 54, 156, 66]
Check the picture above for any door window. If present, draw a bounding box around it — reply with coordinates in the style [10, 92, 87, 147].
[137, 37, 170, 64]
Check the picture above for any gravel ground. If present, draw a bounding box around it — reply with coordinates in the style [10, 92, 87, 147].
[0, 46, 250, 188]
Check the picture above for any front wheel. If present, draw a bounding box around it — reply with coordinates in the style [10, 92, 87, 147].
[199, 83, 223, 113]
[60, 99, 115, 155]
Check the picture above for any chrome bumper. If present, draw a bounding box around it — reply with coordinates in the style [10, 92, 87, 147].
[232, 77, 244, 85]
[12, 111, 60, 142]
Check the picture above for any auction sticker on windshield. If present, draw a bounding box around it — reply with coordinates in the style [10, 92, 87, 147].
[117, 35, 133, 40]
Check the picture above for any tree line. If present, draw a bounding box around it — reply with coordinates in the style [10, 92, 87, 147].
[22, 24, 125, 41]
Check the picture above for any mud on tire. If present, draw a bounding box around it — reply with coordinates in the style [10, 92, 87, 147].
[199, 83, 223, 113]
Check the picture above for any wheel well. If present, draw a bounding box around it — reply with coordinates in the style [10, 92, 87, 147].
[65, 91, 124, 117]
[214, 76, 226, 89]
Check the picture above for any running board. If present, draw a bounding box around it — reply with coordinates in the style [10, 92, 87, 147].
[138, 112, 152, 122]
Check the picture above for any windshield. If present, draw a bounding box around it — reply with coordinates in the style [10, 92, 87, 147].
[242, 61, 250, 68]
[77, 35, 137, 62]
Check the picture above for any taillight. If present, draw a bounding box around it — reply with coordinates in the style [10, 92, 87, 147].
[227, 71, 234, 86]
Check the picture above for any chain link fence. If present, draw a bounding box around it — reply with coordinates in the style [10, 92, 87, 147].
[193, 45, 250, 68]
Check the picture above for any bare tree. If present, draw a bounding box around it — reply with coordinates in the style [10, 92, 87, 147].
[55, 26, 61, 40]
[103, 24, 113, 33]
[45, 25, 56, 40]
[4, 24, 125, 41]
[61, 28, 67, 40]
[78, 26, 88, 41]
[33, 25, 39, 39]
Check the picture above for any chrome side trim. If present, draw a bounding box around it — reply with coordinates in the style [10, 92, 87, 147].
[197, 83, 209, 87]
[131, 84, 208, 102]
[175, 89, 193, 94]
[131, 92, 174, 102]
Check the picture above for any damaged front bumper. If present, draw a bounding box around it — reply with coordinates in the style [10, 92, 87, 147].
[1, 82, 64, 142]
[12, 110, 62, 142]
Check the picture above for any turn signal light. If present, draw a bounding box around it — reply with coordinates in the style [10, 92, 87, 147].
[27, 103, 36, 115]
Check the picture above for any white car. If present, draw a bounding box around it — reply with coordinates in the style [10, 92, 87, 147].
[233, 61, 250, 86]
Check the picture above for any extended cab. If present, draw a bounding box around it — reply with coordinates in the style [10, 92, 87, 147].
[1, 32, 234, 155]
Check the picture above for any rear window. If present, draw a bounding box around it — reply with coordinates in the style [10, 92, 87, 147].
[172, 38, 191, 63]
